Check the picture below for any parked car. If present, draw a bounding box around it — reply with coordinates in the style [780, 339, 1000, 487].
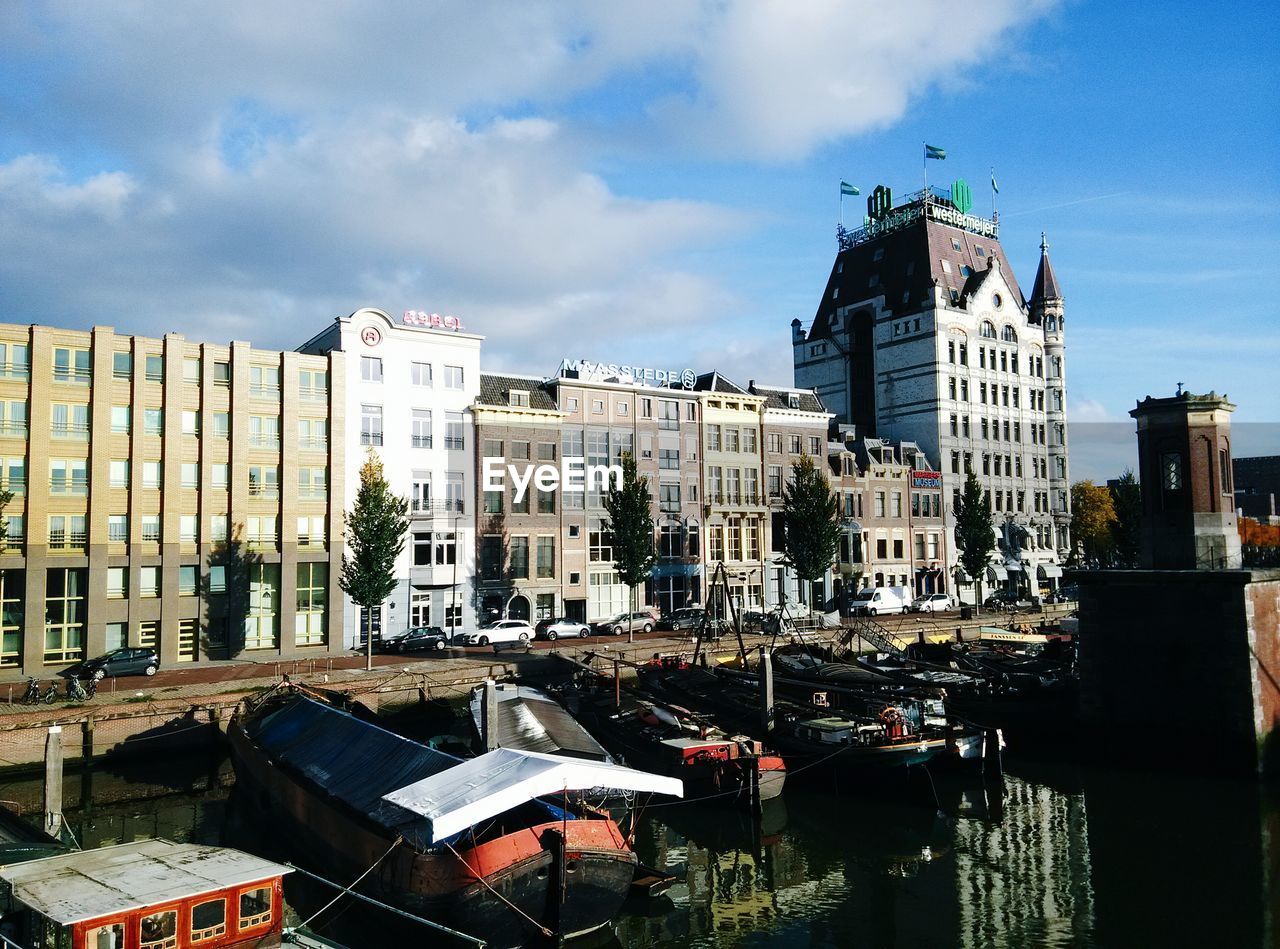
[535, 617, 591, 641]
[910, 593, 954, 614]
[657, 608, 706, 632]
[377, 626, 450, 653]
[983, 590, 1026, 609]
[81, 647, 159, 680]
[850, 586, 910, 616]
[594, 611, 656, 636]
[464, 619, 534, 647]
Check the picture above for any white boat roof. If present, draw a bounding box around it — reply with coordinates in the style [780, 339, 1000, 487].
[659, 738, 732, 750]
[382, 747, 683, 842]
[0, 840, 290, 925]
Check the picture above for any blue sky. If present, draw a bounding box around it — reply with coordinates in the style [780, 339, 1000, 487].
[1, 2, 1276, 479]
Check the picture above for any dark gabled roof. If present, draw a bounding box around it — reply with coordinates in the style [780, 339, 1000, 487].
[749, 383, 827, 414]
[1029, 237, 1063, 306]
[692, 371, 747, 394]
[477, 373, 558, 410]
[807, 210, 1026, 342]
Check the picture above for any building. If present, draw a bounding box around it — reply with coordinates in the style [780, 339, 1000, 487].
[792, 183, 1069, 597]
[1233, 455, 1280, 524]
[298, 307, 482, 645]
[0, 322, 345, 676]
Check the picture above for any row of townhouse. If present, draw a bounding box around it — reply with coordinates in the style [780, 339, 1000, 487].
[0, 307, 949, 676]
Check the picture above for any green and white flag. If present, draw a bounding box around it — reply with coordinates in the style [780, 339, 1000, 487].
[991, 170, 999, 194]
[840, 180, 860, 196]
[924, 144, 946, 160]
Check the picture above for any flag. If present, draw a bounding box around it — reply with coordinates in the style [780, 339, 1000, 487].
[840, 180, 860, 196]
[991, 170, 999, 194]
[924, 144, 946, 160]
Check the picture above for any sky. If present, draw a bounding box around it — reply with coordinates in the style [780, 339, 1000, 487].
[2, 1, 1277, 480]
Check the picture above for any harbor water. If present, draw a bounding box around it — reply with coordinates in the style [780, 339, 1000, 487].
[1, 752, 1272, 947]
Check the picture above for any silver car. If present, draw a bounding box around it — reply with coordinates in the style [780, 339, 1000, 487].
[910, 593, 954, 613]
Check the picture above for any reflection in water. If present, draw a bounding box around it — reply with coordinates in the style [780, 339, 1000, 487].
[2, 752, 1272, 947]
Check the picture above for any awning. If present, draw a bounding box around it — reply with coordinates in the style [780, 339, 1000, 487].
[1037, 563, 1064, 579]
[383, 748, 683, 843]
[1022, 563, 1036, 575]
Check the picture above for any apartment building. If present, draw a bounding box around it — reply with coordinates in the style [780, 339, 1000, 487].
[299, 307, 482, 644]
[0, 322, 345, 677]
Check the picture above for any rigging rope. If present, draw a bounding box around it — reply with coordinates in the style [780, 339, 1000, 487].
[296, 835, 403, 931]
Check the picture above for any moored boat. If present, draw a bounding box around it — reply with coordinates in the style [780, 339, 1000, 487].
[228, 685, 680, 947]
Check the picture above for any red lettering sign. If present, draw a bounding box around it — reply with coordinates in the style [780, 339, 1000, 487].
[402, 310, 464, 331]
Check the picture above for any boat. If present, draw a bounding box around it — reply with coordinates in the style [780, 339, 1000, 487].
[0, 838, 291, 948]
[228, 684, 681, 948]
[566, 685, 787, 806]
[468, 682, 614, 762]
[636, 658, 954, 782]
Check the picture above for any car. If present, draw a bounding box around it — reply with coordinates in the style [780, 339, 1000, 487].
[983, 590, 1026, 609]
[594, 611, 656, 636]
[534, 617, 592, 641]
[463, 619, 534, 647]
[377, 626, 451, 653]
[657, 608, 706, 632]
[81, 647, 160, 680]
[850, 586, 910, 616]
[910, 593, 954, 614]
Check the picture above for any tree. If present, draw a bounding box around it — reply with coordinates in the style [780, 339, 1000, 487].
[1071, 480, 1117, 566]
[780, 454, 841, 610]
[339, 451, 409, 669]
[1109, 469, 1142, 567]
[0, 488, 12, 548]
[603, 452, 656, 643]
[954, 471, 995, 609]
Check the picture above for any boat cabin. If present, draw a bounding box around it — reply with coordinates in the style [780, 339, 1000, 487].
[0, 839, 291, 949]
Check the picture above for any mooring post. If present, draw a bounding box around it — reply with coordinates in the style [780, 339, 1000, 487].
[613, 658, 621, 709]
[758, 647, 774, 732]
[44, 725, 63, 839]
[82, 716, 95, 764]
[482, 679, 499, 752]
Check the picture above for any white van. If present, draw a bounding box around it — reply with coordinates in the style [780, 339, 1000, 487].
[850, 586, 911, 616]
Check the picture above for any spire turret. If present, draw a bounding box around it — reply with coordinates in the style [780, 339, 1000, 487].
[1030, 232, 1062, 306]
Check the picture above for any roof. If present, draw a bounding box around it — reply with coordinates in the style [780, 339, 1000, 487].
[1029, 237, 1062, 306]
[469, 685, 612, 762]
[477, 373, 558, 410]
[749, 384, 827, 414]
[691, 371, 747, 394]
[807, 205, 1026, 342]
[383, 748, 683, 842]
[0, 840, 289, 925]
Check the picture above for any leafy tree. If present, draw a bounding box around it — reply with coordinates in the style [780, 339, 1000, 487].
[340, 451, 409, 668]
[954, 471, 995, 608]
[1109, 469, 1142, 567]
[1071, 480, 1117, 566]
[0, 488, 12, 547]
[780, 454, 841, 609]
[603, 452, 656, 643]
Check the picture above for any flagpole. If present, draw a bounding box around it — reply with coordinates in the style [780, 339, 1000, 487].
[922, 142, 928, 193]
[991, 166, 997, 218]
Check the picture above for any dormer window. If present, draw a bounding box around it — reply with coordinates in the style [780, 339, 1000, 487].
[508, 390, 530, 407]
[787, 394, 801, 409]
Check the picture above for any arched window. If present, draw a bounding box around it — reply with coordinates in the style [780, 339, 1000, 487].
[1001, 325, 1017, 342]
[979, 320, 997, 339]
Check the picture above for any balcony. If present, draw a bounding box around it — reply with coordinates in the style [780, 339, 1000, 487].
[706, 492, 765, 508]
[249, 434, 281, 450]
[411, 499, 465, 519]
[248, 484, 280, 500]
[250, 383, 280, 399]
[53, 368, 91, 385]
[52, 422, 90, 441]
[0, 363, 30, 381]
[0, 477, 25, 494]
[299, 386, 329, 403]
[0, 421, 27, 438]
[49, 477, 89, 496]
[298, 437, 328, 451]
[411, 435, 433, 449]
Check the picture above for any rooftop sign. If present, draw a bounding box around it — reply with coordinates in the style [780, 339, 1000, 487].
[839, 187, 999, 249]
[911, 470, 943, 489]
[403, 310, 464, 331]
[559, 358, 696, 390]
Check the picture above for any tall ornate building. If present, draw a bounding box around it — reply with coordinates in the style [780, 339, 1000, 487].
[792, 184, 1070, 596]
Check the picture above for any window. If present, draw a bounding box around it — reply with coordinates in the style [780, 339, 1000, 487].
[140, 909, 178, 949]
[768, 465, 782, 498]
[108, 459, 129, 489]
[537, 485, 555, 514]
[809, 436, 821, 454]
[298, 516, 326, 547]
[659, 483, 681, 513]
[298, 467, 327, 499]
[113, 351, 132, 379]
[411, 361, 432, 387]
[249, 414, 279, 448]
[725, 428, 740, 452]
[182, 410, 200, 435]
[213, 361, 231, 386]
[44, 568, 86, 662]
[211, 515, 229, 542]
[177, 565, 197, 595]
[361, 404, 383, 446]
[296, 563, 328, 645]
[299, 417, 328, 449]
[248, 466, 279, 498]
[183, 356, 201, 384]
[245, 565, 280, 649]
[107, 567, 127, 599]
[444, 365, 464, 389]
[789, 434, 802, 454]
[536, 537, 555, 578]
[743, 429, 757, 453]
[50, 458, 88, 495]
[1161, 452, 1182, 491]
[891, 491, 902, 517]
[445, 472, 465, 513]
[444, 412, 464, 450]
[658, 400, 679, 431]
[411, 409, 432, 448]
[591, 399, 604, 414]
[767, 433, 783, 454]
[51, 402, 90, 439]
[211, 411, 230, 438]
[181, 514, 197, 544]
[706, 425, 720, 451]
[659, 448, 680, 470]
[53, 346, 91, 384]
[139, 407, 162, 436]
[299, 368, 328, 400]
[144, 354, 164, 383]
[361, 356, 383, 382]
[111, 405, 131, 434]
[246, 515, 277, 547]
[180, 462, 198, 489]
[191, 898, 227, 942]
[509, 536, 529, 579]
[139, 514, 160, 542]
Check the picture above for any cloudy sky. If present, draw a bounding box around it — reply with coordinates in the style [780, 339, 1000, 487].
[2, 2, 1276, 476]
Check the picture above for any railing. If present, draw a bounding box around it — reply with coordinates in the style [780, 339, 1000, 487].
[247, 534, 278, 548]
[707, 492, 764, 506]
[839, 612, 913, 656]
[298, 487, 327, 501]
[0, 422, 27, 437]
[411, 435, 432, 449]
[251, 383, 280, 398]
[49, 477, 89, 495]
[248, 484, 280, 499]
[411, 500, 465, 516]
[49, 531, 88, 550]
[299, 386, 329, 402]
[0, 363, 30, 380]
[0, 477, 24, 494]
[53, 367, 91, 384]
[298, 437, 328, 450]
[250, 434, 281, 449]
[360, 432, 383, 446]
[52, 422, 90, 440]
[443, 436, 464, 450]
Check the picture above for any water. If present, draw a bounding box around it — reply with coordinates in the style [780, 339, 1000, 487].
[2, 754, 1273, 947]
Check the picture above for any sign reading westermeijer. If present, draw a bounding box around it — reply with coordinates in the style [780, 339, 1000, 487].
[559, 358, 696, 390]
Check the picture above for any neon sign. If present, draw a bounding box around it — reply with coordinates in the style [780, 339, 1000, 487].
[911, 470, 943, 489]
